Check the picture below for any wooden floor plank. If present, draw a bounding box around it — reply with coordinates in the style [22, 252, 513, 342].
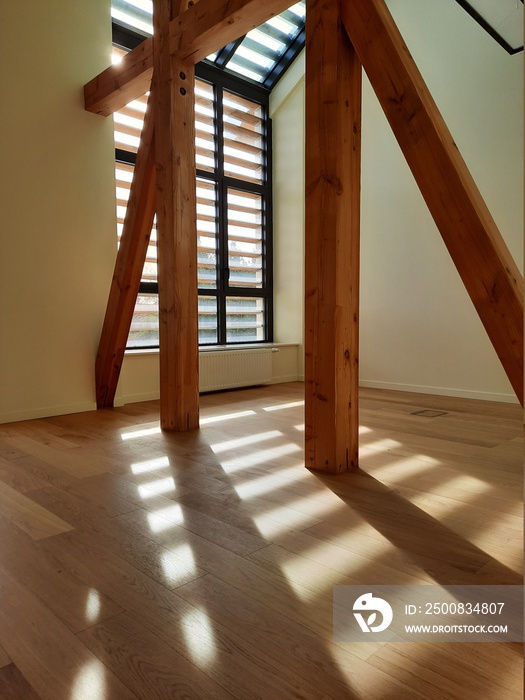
[0, 514, 123, 633]
[0, 644, 11, 670]
[367, 642, 522, 700]
[0, 434, 109, 478]
[0, 455, 50, 493]
[0, 664, 42, 700]
[78, 613, 237, 700]
[0, 383, 520, 699]
[79, 611, 319, 700]
[42, 533, 323, 699]
[0, 481, 73, 540]
[0, 565, 138, 700]
[175, 573, 425, 700]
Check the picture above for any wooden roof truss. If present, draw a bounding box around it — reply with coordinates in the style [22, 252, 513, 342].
[86, 0, 523, 471]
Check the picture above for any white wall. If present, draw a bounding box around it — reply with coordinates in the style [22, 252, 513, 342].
[271, 0, 523, 403]
[0, 0, 521, 423]
[0, 1, 117, 422]
[271, 54, 306, 379]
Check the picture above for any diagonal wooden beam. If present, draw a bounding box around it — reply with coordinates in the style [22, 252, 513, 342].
[95, 94, 157, 409]
[305, 0, 362, 473]
[153, 0, 199, 431]
[341, 0, 524, 405]
[84, 0, 292, 117]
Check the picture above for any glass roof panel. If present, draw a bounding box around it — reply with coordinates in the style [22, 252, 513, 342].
[111, 0, 306, 88]
[221, 1, 305, 85]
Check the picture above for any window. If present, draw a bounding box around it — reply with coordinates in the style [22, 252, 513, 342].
[112, 41, 273, 348]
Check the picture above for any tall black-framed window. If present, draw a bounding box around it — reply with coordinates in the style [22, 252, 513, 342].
[112, 28, 273, 348]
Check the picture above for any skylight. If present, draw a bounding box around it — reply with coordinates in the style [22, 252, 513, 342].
[111, 0, 306, 88]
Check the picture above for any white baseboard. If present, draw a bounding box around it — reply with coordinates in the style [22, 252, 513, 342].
[359, 379, 518, 404]
[119, 375, 303, 405]
[0, 401, 98, 425]
[119, 391, 160, 404]
[270, 374, 302, 384]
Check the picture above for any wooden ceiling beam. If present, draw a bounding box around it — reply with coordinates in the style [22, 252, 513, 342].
[84, 0, 291, 117]
[85, 38, 153, 117]
[341, 0, 524, 405]
[169, 0, 292, 63]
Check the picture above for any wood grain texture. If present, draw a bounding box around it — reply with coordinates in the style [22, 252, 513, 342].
[0, 566, 138, 700]
[0, 645, 11, 670]
[77, 613, 236, 700]
[0, 514, 123, 633]
[84, 38, 153, 117]
[0, 433, 108, 478]
[95, 92, 157, 409]
[0, 383, 520, 698]
[153, 0, 199, 431]
[341, 0, 524, 404]
[170, 0, 294, 63]
[305, 0, 362, 473]
[0, 482, 73, 540]
[0, 664, 42, 700]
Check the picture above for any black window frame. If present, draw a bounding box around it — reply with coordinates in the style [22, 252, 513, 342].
[113, 23, 274, 348]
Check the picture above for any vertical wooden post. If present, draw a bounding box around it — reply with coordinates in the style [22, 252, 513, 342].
[153, 0, 199, 431]
[305, 0, 362, 472]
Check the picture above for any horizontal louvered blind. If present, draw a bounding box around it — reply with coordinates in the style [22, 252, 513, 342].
[223, 91, 263, 184]
[227, 189, 263, 288]
[195, 81, 216, 173]
[111, 49, 271, 347]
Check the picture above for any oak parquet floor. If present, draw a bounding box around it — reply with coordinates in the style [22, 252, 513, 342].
[0, 383, 521, 699]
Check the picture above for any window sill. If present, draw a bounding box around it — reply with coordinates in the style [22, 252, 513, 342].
[124, 342, 300, 357]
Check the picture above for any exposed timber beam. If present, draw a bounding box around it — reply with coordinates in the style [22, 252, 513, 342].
[85, 38, 153, 117]
[84, 0, 292, 117]
[170, 0, 293, 63]
[95, 94, 157, 409]
[153, 0, 199, 431]
[305, 0, 362, 473]
[341, 0, 524, 405]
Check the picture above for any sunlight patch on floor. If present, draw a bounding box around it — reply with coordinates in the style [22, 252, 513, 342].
[85, 589, 101, 625]
[405, 474, 492, 514]
[137, 476, 176, 499]
[251, 503, 321, 537]
[146, 505, 184, 533]
[364, 455, 440, 481]
[278, 494, 348, 519]
[131, 456, 170, 474]
[120, 425, 161, 441]
[181, 608, 217, 666]
[231, 468, 312, 499]
[70, 658, 106, 700]
[262, 400, 304, 412]
[220, 442, 301, 473]
[161, 544, 197, 585]
[210, 430, 283, 454]
[200, 410, 256, 425]
[359, 437, 403, 456]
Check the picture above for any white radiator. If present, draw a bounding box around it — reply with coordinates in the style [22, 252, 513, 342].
[199, 348, 274, 392]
